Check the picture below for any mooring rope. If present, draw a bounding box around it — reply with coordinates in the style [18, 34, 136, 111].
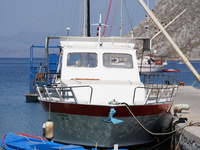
[122, 102, 200, 149]
[122, 103, 190, 136]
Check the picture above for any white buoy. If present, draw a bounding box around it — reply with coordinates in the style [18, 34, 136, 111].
[114, 144, 118, 150]
[44, 120, 54, 140]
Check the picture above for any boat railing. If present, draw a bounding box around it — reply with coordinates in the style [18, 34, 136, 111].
[134, 74, 179, 104]
[36, 85, 93, 104]
[133, 85, 178, 104]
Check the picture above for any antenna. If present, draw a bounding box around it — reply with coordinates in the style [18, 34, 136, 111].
[91, 12, 108, 46]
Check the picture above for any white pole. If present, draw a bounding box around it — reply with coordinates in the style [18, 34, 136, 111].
[151, 9, 186, 40]
[137, 0, 200, 82]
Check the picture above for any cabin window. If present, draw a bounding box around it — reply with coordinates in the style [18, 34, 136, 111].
[67, 53, 97, 68]
[103, 53, 133, 68]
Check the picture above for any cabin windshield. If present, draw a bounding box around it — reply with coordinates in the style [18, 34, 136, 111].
[103, 53, 133, 69]
[67, 53, 97, 68]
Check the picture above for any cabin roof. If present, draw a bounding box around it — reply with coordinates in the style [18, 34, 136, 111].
[60, 36, 136, 49]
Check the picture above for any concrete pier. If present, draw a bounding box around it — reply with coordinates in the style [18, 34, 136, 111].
[173, 86, 200, 149]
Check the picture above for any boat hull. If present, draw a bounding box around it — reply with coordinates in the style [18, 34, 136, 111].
[164, 69, 180, 72]
[138, 65, 164, 73]
[40, 101, 173, 148]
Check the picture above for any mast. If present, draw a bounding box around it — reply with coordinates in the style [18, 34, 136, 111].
[83, 0, 90, 37]
[145, 0, 149, 38]
[87, 0, 91, 37]
[83, 0, 87, 36]
[120, 0, 123, 37]
[137, 0, 200, 82]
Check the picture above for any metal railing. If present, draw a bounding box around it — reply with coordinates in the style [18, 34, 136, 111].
[135, 74, 179, 104]
[133, 85, 178, 104]
[36, 74, 179, 105]
[36, 85, 93, 104]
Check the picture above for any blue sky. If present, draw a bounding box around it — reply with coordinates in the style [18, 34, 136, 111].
[0, 0, 156, 37]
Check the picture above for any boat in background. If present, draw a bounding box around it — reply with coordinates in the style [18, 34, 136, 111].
[137, 53, 167, 73]
[178, 60, 184, 64]
[25, 45, 61, 102]
[164, 69, 180, 72]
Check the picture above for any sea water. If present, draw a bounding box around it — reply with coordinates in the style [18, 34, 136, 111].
[0, 58, 45, 137]
[0, 58, 199, 149]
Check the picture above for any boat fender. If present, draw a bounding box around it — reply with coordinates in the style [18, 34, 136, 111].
[174, 104, 190, 113]
[158, 113, 173, 133]
[44, 119, 54, 141]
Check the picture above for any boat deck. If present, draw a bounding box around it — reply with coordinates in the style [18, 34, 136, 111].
[173, 86, 200, 149]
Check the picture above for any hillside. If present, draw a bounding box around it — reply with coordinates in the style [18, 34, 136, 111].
[130, 0, 200, 60]
[0, 31, 61, 58]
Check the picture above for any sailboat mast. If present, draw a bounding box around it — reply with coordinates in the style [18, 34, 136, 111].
[83, 0, 87, 36]
[83, 0, 90, 37]
[87, 0, 91, 37]
[137, 0, 200, 82]
[146, 0, 149, 38]
[120, 0, 123, 37]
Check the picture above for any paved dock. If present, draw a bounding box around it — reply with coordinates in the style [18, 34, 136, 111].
[173, 86, 200, 149]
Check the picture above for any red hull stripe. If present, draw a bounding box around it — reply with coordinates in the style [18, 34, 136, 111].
[40, 101, 172, 117]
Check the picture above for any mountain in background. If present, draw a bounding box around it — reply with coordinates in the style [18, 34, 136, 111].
[0, 31, 62, 58]
[1, 0, 199, 59]
[130, 0, 200, 60]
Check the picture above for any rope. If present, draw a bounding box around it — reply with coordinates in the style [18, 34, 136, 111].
[122, 103, 190, 136]
[108, 0, 119, 37]
[2, 134, 7, 146]
[48, 103, 51, 120]
[122, 102, 200, 149]
[17, 134, 46, 144]
[102, 0, 112, 37]
[146, 132, 174, 150]
[123, 0, 134, 31]
[175, 128, 185, 150]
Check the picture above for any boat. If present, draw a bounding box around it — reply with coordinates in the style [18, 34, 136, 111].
[23, 1, 183, 148]
[1, 132, 117, 150]
[164, 69, 180, 72]
[24, 0, 200, 148]
[32, 33, 179, 148]
[137, 54, 167, 73]
[1, 132, 81, 150]
[177, 60, 184, 64]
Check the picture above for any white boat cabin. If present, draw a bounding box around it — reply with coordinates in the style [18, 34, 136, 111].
[59, 37, 145, 105]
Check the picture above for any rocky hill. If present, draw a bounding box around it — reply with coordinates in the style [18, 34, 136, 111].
[130, 0, 200, 60]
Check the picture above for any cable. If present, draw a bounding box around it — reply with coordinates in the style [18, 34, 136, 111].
[123, 0, 134, 31]
[108, 0, 119, 37]
[102, 0, 112, 37]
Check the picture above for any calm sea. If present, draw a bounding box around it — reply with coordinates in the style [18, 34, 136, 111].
[0, 58, 45, 137]
[0, 58, 199, 145]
